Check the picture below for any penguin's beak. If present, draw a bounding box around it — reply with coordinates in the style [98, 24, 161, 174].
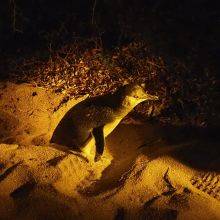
[144, 93, 159, 101]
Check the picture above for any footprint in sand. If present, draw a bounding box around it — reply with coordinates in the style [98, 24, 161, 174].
[139, 207, 178, 220]
[191, 172, 220, 200]
[10, 181, 36, 199]
[0, 163, 33, 197]
[0, 163, 21, 182]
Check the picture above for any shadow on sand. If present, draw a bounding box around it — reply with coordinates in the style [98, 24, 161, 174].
[79, 123, 220, 196]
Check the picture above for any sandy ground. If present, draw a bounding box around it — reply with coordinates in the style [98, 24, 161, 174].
[0, 82, 219, 220]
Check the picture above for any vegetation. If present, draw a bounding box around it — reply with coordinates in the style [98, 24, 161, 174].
[0, 0, 219, 127]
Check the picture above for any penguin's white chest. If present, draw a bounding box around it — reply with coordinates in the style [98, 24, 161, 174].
[103, 118, 122, 137]
[80, 118, 122, 158]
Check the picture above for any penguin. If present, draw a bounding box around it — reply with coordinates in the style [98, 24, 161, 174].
[50, 84, 158, 162]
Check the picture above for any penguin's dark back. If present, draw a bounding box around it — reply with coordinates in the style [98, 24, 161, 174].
[74, 89, 124, 110]
[50, 86, 127, 148]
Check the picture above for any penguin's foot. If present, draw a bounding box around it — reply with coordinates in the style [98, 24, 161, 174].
[94, 153, 102, 162]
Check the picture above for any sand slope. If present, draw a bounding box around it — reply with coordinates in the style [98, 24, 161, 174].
[0, 83, 219, 220]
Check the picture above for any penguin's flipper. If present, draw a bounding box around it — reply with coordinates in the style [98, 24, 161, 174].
[92, 126, 105, 162]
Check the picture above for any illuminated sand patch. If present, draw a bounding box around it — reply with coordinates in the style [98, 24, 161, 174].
[0, 83, 219, 219]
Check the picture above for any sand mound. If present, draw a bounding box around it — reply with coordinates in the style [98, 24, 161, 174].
[0, 82, 219, 219]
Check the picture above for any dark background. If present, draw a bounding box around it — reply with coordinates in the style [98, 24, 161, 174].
[1, 0, 219, 55]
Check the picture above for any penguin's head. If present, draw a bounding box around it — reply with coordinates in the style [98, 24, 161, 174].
[124, 83, 158, 101]
[123, 83, 158, 107]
